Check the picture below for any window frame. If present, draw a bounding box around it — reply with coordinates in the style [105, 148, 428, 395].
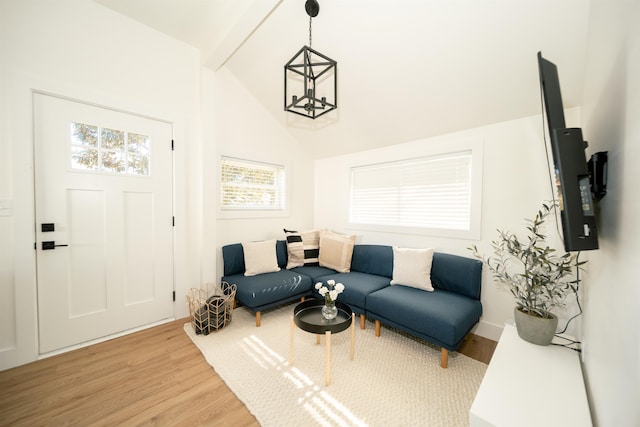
[217, 156, 289, 219]
[347, 140, 483, 240]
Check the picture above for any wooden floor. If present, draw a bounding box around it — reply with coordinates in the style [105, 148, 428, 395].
[0, 316, 497, 427]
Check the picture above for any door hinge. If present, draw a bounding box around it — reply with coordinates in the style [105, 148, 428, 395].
[172, 216, 175, 227]
[172, 291, 176, 302]
[171, 139, 174, 151]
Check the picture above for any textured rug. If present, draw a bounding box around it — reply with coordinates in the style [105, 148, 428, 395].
[184, 304, 487, 427]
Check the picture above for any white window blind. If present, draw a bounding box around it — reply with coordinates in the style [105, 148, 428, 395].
[350, 151, 473, 231]
[220, 157, 286, 210]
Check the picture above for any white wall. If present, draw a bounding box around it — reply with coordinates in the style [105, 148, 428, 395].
[580, 0, 640, 424]
[203, 67, 316, 282]
[0, 0, 201, 369]
[315, 109, 584, 341]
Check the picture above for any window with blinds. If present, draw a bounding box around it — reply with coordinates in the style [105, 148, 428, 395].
[349, 151, 473, 232]
[220, 157, 286, 211]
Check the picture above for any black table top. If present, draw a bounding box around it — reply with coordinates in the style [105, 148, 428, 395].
[293, 299, 353, 335]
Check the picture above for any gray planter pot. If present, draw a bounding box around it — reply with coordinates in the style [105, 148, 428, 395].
[514, 307, 558, 346]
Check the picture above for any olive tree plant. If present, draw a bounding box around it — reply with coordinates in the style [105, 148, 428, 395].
[470, 202, 584, 319]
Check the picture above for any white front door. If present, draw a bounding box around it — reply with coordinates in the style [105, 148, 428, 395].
[34, 93, 174, 354]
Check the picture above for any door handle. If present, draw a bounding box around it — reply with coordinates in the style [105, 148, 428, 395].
[42, 241, 69, 250]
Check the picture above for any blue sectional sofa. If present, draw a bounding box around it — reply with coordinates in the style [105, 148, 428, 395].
[221, 241, 482, 368]
[221, 241, 314, 327]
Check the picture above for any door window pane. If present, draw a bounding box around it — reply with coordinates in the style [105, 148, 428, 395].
[102, 151, 126, 173]
[127, 154, 149, 176]
[70, 123, 98, 147]
[101, 128, 125, 150]
[127, 132, 150, 176]
[70, 122, 151, 177]
[70, 146, 99, 171]
[128, 132, 150, 155]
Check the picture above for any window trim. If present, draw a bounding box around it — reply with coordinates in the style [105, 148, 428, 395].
[347, 140, 483, 240]
[217, 155, 290, 219]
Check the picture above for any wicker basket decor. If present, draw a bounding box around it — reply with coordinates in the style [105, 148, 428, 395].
[186, 282, 237, 335]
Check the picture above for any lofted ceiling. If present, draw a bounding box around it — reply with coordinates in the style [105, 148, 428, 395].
[95, 0, 591, 158]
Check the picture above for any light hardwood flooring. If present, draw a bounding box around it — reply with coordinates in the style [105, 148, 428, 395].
[0, 315, 497, 426]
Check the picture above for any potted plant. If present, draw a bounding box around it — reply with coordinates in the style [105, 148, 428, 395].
[469, 201, 584, 345]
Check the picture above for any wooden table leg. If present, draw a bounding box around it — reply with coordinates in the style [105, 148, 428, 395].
[325, 330, 331, 386]
[316, 334, 321, 345]
[350, 313, 355, 360]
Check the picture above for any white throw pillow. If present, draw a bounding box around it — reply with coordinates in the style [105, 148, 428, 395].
[390, 246, 435, 291]
[319, 231, 356, 273]
[242, 240, 281, 276]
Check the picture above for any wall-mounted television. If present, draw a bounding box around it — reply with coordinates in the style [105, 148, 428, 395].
[537, 52, 599, 251]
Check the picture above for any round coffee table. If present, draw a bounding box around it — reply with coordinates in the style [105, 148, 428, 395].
[290, 299, 355, 386]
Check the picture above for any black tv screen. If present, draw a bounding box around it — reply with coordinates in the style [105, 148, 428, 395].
[537, 52, 598, 251]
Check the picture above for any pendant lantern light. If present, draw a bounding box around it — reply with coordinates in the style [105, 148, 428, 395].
[284, 0, 337, 119]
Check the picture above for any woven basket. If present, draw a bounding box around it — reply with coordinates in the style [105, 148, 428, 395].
[186, 282, 237, 335]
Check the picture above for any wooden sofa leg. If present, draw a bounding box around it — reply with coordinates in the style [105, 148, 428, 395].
[255, 311, 261, 327]
[375, 320, 381, 337]
[360, 314, 366, 330]
[441, 348, 448, 368]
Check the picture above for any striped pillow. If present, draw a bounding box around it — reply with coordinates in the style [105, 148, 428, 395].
[284, 229, 320, 269]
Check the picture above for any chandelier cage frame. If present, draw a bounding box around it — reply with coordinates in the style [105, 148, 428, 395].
[283, 0, 337, 120]
[284, 45, 337, 119]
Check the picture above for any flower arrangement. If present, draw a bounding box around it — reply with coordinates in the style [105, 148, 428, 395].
[315, 279, 345, 304]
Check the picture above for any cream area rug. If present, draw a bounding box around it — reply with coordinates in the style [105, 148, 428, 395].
[184, 304, 487, 427]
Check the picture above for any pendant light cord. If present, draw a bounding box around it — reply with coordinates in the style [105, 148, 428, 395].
[309, 16, 313, 49]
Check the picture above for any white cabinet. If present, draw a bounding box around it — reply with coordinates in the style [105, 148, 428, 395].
[470, 324, 592, 427]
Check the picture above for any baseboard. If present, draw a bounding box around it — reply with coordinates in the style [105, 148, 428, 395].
[471, 319, 505, 342]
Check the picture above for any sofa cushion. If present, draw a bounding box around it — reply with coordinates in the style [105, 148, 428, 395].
[350, 245, 393, 277]
[366, 285, 482, 349]
[284, 229, 320, 268]
[290, 265, 337, 282]
[222, 243, 245, 276]
[315, 271, 390, 314]
[223, 270, 312, 311]
[431, 252, 482, 300]
[319, 231, 356, 273]
[242, 240, 281, 276]
[390, 246, 435, 291]
[276, 240, 288, 268]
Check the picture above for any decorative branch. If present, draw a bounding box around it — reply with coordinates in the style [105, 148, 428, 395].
[469, 202, 584, 319]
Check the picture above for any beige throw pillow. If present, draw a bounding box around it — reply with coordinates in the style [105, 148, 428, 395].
[242, 240, 281, 276]
[390, 246, 435, 291]
[319, 231, 356, 273]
